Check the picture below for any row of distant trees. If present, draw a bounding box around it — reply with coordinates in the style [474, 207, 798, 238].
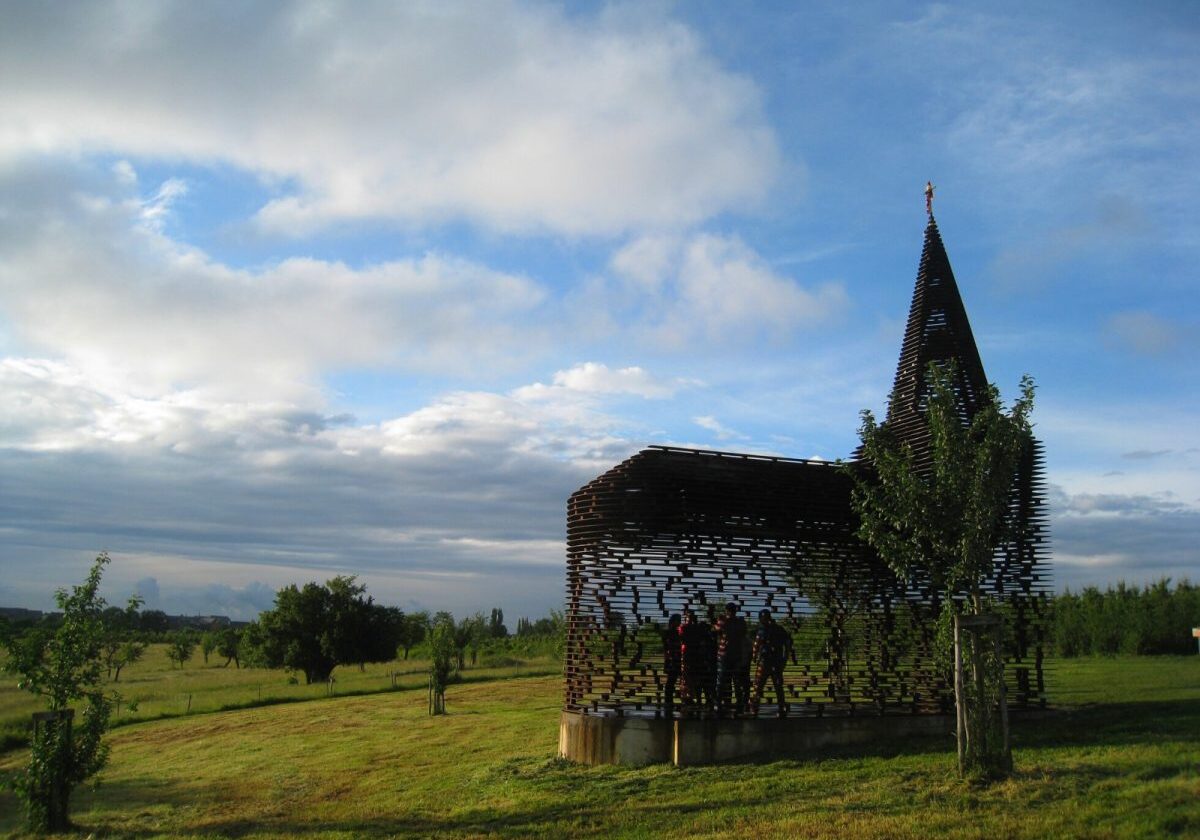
[0, 577, 566, 688]
[5, 578, 1196, 681]
[1052, 578, 1198, 657]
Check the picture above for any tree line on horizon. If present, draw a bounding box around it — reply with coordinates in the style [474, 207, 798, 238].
[2, 578, 567, 688]
[3, 578, 1195, 677]
[1052, 578, 1198, 657]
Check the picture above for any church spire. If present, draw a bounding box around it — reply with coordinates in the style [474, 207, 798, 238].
[884, 209, 990, 449]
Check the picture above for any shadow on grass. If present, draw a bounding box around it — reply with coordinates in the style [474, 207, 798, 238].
[74, 802, 768, 839]
[824, 697, 1200, 761]
[1018, 699, 1199, 750]
[8, 697, 1195, 838]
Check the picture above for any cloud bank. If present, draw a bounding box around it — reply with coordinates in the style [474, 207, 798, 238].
[0, 0, 778, 236]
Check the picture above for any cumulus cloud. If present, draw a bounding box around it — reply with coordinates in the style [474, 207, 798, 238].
[134, 577, 160, 609]
[0, 160, 547, 399]
[513, 362, 695, 401]
[602, 233, 848, 347]
[0, 1, 779, 236]
[0, 349, 678, 616]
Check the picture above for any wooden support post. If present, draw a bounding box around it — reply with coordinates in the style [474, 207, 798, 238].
[953, 615, 965, 776]
[994, 623, 1012, 772]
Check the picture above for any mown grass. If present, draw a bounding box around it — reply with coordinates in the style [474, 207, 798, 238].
[1, 656, 1197, 838]
[0, 644, 559, 749]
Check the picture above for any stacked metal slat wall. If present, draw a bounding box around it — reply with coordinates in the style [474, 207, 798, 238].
[563, 445, 1050, 717]
[562, 216, 1051, 719]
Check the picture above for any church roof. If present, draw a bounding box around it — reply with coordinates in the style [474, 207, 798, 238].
[884, 215, 990, 450]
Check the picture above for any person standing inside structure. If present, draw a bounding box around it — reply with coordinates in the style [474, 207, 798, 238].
[661, 613, 682, 719]
[715, 602, 750, 717]
[679, 609, 715, 715]
[750, 609, 795, 718]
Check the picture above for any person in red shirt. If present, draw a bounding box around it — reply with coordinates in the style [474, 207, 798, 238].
[715, 602, 750, 717]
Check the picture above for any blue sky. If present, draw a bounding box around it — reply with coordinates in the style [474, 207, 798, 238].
[1, 1, 1196, 620]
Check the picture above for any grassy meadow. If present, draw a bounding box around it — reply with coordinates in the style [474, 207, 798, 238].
[1, 655, 1198, 838]
[0, 644, 559, 750]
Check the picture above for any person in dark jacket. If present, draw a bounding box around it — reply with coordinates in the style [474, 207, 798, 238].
[750, 609, 795, 718]
[661, 613, 682, 718]
[679, 609, 716, 715]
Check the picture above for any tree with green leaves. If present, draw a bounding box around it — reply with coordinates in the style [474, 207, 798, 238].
[431, 611, 471, 670]
[251, 576, 403, 684]
[427, 614, 458, 715]
[200, 631, 218, 665]
[216, 627, 242, 668]
[488, 607, 508, 638]
[166, 631, 197, 669]
[2, 553, 121, 832]
[464, 612, 488, 665]
[108, 640, 145, 683]
[100, 593, 145, 682]
[848, 362, 1035, 778]
[396, 611, 427, 660]
[138, 609, 169, 634]
[850, 364, 1035, 613]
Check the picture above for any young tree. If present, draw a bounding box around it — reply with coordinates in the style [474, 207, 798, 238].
[465, 612, 488, 665]
[109, 640, 145, 683]
[2, 553, 117, 832]
[100, 593, 144, 681]
[431, 611, 466, 671]
[200, 631, 218, 665]
[427, 615, 458, 715]
[166, 631, 197, 669]
[216, 627, 242, 668]
[848, 363, 1035, 778]
[252, 577, 403, 684]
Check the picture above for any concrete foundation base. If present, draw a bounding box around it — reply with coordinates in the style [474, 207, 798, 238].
[558, 710, 959, 766]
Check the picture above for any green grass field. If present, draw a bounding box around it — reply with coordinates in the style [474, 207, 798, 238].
[0, 644, 559, 749]
[1, 656, 1197, 838]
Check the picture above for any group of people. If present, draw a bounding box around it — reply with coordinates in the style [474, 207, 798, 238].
[661, 603, 796, 719]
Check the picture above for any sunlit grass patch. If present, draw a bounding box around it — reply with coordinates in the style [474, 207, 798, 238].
[0, 657, 1196, 838]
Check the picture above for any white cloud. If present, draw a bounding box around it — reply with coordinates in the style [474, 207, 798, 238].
[0, 160, 547, 399]
[0, 1, 779, 236]
[604, 232, 848, 348]
[0, 353, 670, 616]
[693, 414, 744, 441]
[609, 235, 679, 292]
[514, 362, 694, 401]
